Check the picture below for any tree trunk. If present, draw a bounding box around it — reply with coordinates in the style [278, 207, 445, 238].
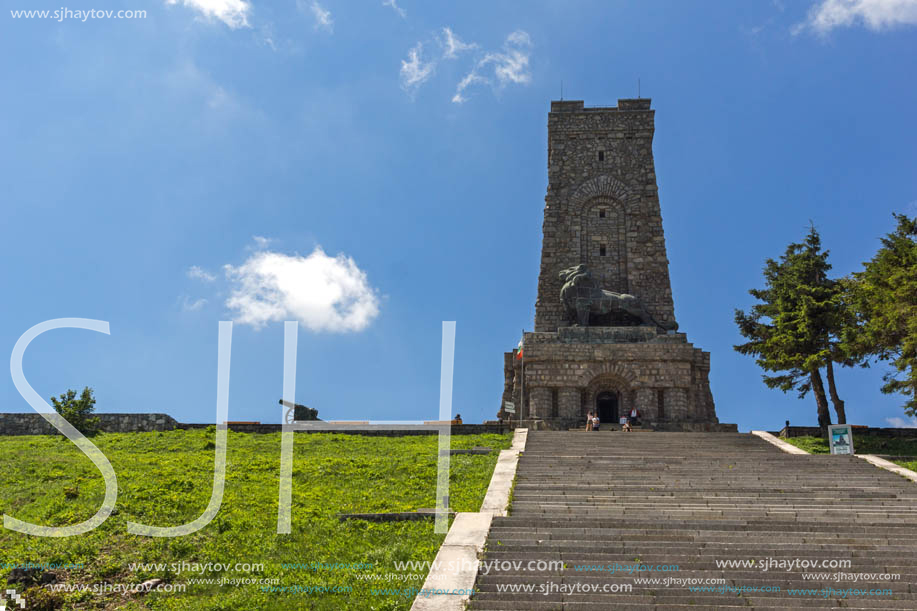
[810, 368, 832, 431]
[825, 359, 847, 424]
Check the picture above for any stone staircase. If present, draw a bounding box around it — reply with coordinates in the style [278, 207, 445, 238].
[469, 431, 917, 610]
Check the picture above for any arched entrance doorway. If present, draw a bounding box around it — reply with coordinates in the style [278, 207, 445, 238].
[596, 391, 618, 425]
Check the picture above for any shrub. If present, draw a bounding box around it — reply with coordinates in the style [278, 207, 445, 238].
[50, 387, 100, 436]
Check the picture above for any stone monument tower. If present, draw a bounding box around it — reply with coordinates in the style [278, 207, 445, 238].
[500, 98, 722, 430]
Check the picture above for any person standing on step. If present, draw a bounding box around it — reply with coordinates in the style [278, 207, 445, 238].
[585, 411, 593, 431]
[592, 413, 600, 431]
[629, 407, 640, 427]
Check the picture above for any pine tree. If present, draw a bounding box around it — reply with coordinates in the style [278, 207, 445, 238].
[845, 214, 917, 415]
[735, 226, 851, 428]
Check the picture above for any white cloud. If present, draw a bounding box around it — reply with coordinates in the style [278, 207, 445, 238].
[180, 296, 208, 312]
[224, 247, 380, 332]
[485, 30, 533, 86]
[451, 30, 533, 103]
[440, 27, 477, 59]
[886, 415, 917, 428]
[187, 265, 217, 282]
[207, 86, 238, 111]
[165, 0, 251, 29]
[160, 60, 264, 128]
[796, 0, 917, 34]
[309, 1, 333, 32]
[383, 0, 406, 18]
[252, 235, 274, 250]
[260, 24, 278, 51]
[400, 43, 436, 97]
[452, 71, 487, 104]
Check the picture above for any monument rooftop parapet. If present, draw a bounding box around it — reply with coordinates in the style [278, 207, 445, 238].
[549, 99, 653, 113]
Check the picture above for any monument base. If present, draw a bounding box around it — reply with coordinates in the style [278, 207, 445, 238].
[499, 327, 718, 426]
[502, 418, 737, 432]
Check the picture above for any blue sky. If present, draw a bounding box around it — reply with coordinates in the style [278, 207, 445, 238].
[1, 0, 916, 431]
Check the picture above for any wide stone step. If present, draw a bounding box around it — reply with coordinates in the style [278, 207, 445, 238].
[471, 600, 917, 611]
[474, 571, 913, 585]
[476, 541, 914, 558]
[470, 592, 917, 609]
[492, 516, 917, 529]
[469, 432, 917, 610]
[471, 586, 916, 599]
[478, 549, 917, 568]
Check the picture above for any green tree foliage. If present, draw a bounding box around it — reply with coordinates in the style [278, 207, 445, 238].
[734, 226, 852, 427]
[845, 214, 917, 416]
[50, 387, 100, 436]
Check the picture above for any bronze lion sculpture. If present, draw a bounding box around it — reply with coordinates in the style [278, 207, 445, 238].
[558, 265, 677, 331]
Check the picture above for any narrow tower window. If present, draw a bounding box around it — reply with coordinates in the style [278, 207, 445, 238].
[598, 151, 605, 161]
[599, 209, 606, 218]
[599, 244, 607, 257]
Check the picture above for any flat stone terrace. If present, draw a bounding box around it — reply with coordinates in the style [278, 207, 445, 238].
[470, 431, 917, 610]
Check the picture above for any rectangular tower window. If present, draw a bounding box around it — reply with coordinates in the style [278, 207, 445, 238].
[657, 389, 665, 420]
[551, 388, 559, 418]
[599, 244, 607, 257]
[599, 209, 606, 218]
[598, 151, 605, 161]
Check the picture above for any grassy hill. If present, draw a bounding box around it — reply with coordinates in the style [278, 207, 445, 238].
[0, 429, 511, 610]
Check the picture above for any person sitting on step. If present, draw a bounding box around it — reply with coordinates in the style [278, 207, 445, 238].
[622, 419, 632, 432]
[592, 413, 600, 432]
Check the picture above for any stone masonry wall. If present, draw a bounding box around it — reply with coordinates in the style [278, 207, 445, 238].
[779, 426, 917, 439]
[535, 99, 676, 332]
[0, 413, 508, 436]
[500, 330, 717, 427]
[0, 413, 179, 435]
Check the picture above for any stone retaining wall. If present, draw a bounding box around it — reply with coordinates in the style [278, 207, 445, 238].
[778, 425, 917, 439]
[0, 413, 179, 435]
[0, 413, 508, 436]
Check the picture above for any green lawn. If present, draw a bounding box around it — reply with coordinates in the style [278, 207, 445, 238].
[782, 435, 917, 473]
[0, 430, 511, 610]
[781, 435, 832, 454]
[782, 434, 917, 457]
[892, 459, 917, 472]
